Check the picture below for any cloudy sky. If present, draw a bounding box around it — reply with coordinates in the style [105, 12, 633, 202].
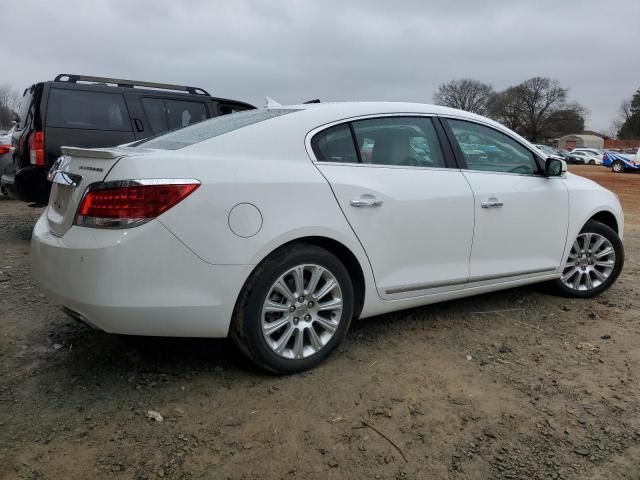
[2, 0, 639, 133]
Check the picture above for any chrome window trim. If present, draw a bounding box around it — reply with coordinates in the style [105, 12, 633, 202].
[305, 113, 453, 170]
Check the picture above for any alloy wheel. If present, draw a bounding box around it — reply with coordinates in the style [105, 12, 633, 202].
[261, 264, 343, 359]
[561, 232, 615, 291]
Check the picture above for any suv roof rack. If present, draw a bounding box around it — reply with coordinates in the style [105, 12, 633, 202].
[54, 74, 210, 96]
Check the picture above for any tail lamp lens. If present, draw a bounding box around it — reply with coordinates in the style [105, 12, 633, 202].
[29, 131, 45, 166]
[75, 181, 200, 228]
[0, 145, 12, 156]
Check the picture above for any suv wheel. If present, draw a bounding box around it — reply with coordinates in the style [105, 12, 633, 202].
[231, 244, 354, 374]
[551, 220, 624, 298]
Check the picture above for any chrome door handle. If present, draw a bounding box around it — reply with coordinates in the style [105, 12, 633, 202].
[350, 197, 383, 208]
[481, 199, 504, 208]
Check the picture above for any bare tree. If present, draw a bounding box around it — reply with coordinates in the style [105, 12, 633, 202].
[432, 79, 495, 115]
[488, 77, 586, 142]
[0, 83, 20, 130]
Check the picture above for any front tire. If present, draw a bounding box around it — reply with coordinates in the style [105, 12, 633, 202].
[551, 220, 624, 298]
[230, 244, 354, 374]
[588, 160, 595, 165]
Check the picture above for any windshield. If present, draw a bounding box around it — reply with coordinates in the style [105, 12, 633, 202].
[134, 108, 299, 150]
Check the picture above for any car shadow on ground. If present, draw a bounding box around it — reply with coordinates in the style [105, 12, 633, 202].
[43, 283, 544, 382]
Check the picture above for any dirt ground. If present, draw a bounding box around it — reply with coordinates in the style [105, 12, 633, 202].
[1, 165, 639, 480]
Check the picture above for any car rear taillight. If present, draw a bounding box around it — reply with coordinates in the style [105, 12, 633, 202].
[0, 145, 12, 155]
[75, 180, 200, 228]
[29, 131, 45, 166]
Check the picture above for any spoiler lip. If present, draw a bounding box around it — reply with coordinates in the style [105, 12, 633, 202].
[59, 146, 143, 159]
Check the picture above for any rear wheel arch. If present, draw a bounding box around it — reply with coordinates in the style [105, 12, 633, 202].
[237, 236, 366, 320]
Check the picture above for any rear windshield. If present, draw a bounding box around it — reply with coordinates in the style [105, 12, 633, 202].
[46, 88, 131, 131]
[134, 108, 298, 150]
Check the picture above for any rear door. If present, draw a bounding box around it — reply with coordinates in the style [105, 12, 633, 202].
[311, 116, 475, 299]
[131, 94, 210, 138]
[44, 86, 135, 164]
[442, 118, 568, 281]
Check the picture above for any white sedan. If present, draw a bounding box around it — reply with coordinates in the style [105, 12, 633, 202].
[32, 102, 625, 373]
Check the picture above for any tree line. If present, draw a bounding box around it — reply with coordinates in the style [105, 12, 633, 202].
[433, 77, 587, 143]
[0, 83, 20, 131]
[613, 88, 640, 140]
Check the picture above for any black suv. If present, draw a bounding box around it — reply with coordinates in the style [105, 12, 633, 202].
[2, 74, 254, 202]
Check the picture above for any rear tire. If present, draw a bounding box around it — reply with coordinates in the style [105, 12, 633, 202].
[230, 243, 354, 374]
[612, 160, 625, 173]
[550, 220, 624, 298]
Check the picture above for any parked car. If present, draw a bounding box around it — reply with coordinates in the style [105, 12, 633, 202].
[570, 148, 604, 164]
[32, 102, 625, 373]
[2, 74, 254, 203]
[603, 151, 640, 173]
[533, 144, 563, 159]
[0, 126, 14, 195]
[568, 151, 601, 165]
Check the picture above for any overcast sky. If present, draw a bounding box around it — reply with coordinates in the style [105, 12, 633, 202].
[1, 0, 639, 133]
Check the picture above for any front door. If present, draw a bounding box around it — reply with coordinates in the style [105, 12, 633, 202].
[311, 116, 475, 298]
[443, 118, 569, 281]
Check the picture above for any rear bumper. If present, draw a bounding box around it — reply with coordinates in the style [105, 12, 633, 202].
[31, 213, 253, 337]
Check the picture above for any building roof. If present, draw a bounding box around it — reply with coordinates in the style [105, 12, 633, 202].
[558, 134, 604, 143]
[581, 130, 610, 139]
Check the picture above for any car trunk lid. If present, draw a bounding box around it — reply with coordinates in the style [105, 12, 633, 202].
[46, 146, 147, 236]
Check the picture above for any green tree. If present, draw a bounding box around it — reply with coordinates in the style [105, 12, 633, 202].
[618, 88, 640, 139]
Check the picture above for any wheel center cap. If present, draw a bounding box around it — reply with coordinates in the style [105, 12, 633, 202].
[295, 304, 308, 316]
[578, 257, 589, 267]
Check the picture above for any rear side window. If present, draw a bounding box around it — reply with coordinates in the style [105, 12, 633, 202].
[219, 103, 250, 115]
[135, 108, 298, 150]
[17, 87, 35, 128]
[311, 124, 359, 163]
[352, 117, 445, 167]
[165, 100, 207, 130]
[142, 98, 168, 134]
[47, 89, 131, 131]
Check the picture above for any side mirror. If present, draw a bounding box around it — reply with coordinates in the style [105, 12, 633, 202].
[545, 157, 566, 177]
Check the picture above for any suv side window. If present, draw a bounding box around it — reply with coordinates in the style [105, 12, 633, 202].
[141, 98, 168, 135]
[446, 119, 538, 174]
[352, 117, 445, 167]
[311, 124, 359, 163]
[47, 89, 131, 131]
[165, 100, 207, 130]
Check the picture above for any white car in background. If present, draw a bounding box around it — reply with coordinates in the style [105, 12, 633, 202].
[32, 102, 625, 373]
[571, 148, 604, 164]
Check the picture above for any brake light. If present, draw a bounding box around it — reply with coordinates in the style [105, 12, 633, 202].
[75, 180, 200, 228]
[0, 145, 11, 155]
[29, 131, 45, 166]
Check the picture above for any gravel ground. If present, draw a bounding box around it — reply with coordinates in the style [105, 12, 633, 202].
[0, 165, 639, 480]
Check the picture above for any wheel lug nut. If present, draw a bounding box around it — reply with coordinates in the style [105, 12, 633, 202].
[289, 305, 296, 312]
[308, 301, 314, 308]
[297, 296, 304, 303]
[293, 317, 299, 325]
[304, 314, 311, 321]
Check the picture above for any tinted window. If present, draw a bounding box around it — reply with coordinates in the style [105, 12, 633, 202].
[135, 108, 298, 150]
[165, 100, 207, 130]
[447, 119, 538, 174]
[352, 117, 445, 167]
[18, 87, 35, 128]
[219, 104, 250, 115]
[46, 89, 131, 131]
[311, 124, 358, 163]
[142, 98, 168, 135]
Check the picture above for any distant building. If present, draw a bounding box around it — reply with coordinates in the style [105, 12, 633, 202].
[556, 134, 604, 150]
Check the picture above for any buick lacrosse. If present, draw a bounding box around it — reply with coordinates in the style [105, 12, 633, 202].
[32, 102, 624, 373]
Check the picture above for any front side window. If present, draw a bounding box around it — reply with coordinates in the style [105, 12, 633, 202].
[46, 89, 131, 131]
[141, 98, 168, 135]
[447, 119, 538, 174]
[352, 117, 445, 168]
